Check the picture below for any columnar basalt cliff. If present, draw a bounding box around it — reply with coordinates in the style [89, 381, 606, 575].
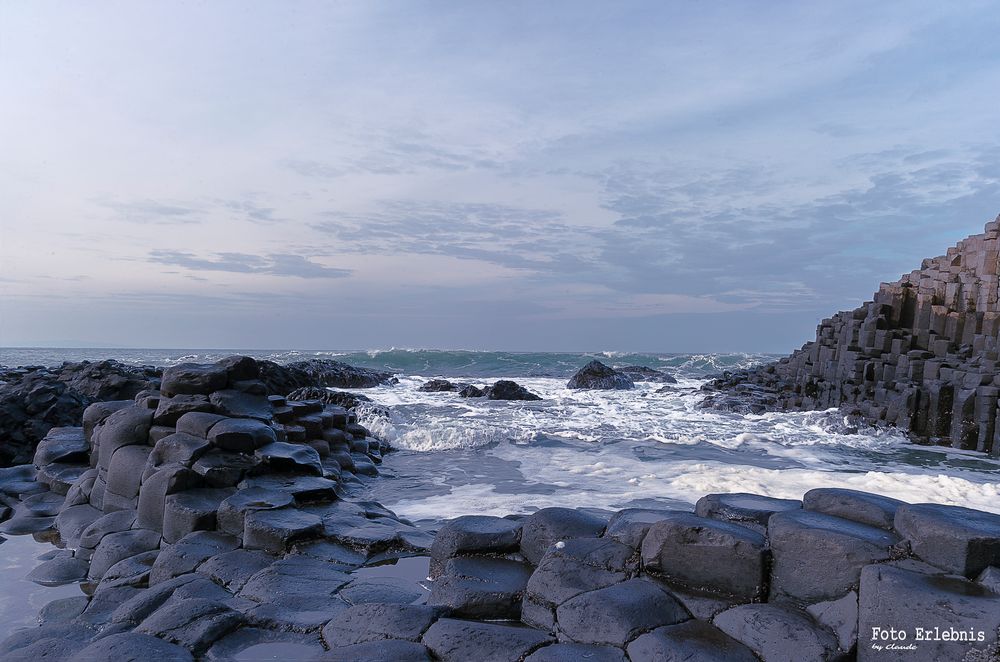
[706, 215, 1000, 457]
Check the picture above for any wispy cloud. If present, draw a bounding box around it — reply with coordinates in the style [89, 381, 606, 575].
[148, 250, 350, 279]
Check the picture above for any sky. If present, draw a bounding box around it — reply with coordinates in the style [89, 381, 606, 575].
[2, 1, 1000, 353]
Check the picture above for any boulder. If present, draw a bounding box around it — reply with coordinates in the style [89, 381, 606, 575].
[893, 503, 1000, 577]
[857, 563, 1000, 661]
[243, 508, 323, 553]
[198, 548, 275, 592]
[695, 492, 802, 533]
[321, 603, 441, 647]
[422, 618, 553, 662]
[160, 363, 228, 397]
[216, 487, 295, 536]
[713, 603, 844, 662]
[33, 426, 88, 467]
[153, 395, 213, 426]
[208, 418, 277, 452]
[162, 488, 235, 543]
[803, 488, 905, 530]
[429, 557, 533, 619]
[604, 507, 685, 549]
[627, 620, 758, 662]
[520, 507, 607, 564]
[315, 639, 432, 662]
[483, 380, 542, 401]
[640, 513, 768, 601]
[136, 597, 243, 654]
[566, 360, 634, 390]
[149, 531, 239, 585]
[768, 510, 898, 603]
[525, 643, 627, 662]
[555, 578, 689, 647]
[418, 379, 459, 392]
[254, 441, 323, 476]
[209, 390, 273, 420]
[67, 632, 193, 662]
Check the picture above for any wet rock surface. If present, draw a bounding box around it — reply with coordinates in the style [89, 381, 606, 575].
[1, 355, 998, 661]
[566, 360, 635, 390]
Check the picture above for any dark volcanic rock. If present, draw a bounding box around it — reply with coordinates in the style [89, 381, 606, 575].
[483, 380, 542, 401]
[419, 379, 459, 392]
[458, 385, 485, 398]
[258, 359, 396, 395]
[0, 361, 158, 466]
[566, 360, 634, 390]
[285, 387, 384, 414]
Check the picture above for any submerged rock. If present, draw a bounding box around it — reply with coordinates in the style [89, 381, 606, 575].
[617, 365, 678, 383]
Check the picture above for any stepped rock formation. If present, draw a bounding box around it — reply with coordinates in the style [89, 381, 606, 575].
[706, 215, 1000, 457]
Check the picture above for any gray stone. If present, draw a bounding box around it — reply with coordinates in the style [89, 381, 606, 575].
[806, 590, 859, 652]
[804, 488, 905, 530]
[18, 490, 65, 516]
[192, 450, 260, 487]
[149, 425, 176, 444]
[604, 507, 683, 549]
[36, 462, 88, 495]
[322, 603, 441, 646]
[79, 509, 136, 550]
[83, 400, 133, 449]
[54, 503, 101, 548]
[110, 574, 210, 625]
[100, 550, 159, 588]
[695, 492, 802, 533]
[78, 584, 144, 625]
[340, 576, 427, 605]
[254, 441, 323, 475]
[160, 362, 228, 397]
[640, 512, 768, 601]
[162, 487, 235, 543]
[209, 390, 273, 420]
[422, 618, 553, 662]
[136, 597, 243, 654]
[237, 555, 352, 611]
[768, 509, 898, 603]
[27, 556, 89, 586]
[153, 394, 213, 426]
[522, 538, 634, 631]
[38, 596, 90, 624]
[627, 620, 758, 662]
[526, 643, 627, 662]
[67, 632, 194, 662]
[33, 426, 89, 467]
[216, 487, 294, 536]
[198, 548, 276, 592]
[243, 508, 323, 553]
[555, 578, 689, 647]
[148, 432, 212, 469]
[150, 531, 239, 584]
[205, 627, 324, 662]
[316, 639, 432, 662]
[291, 539, 366, 568]
[566, 360, 634, 390]
[0, 512, 54, 534]
[429, 556, 531, 618]
[176, 412, 227, 438]
[96, 406, 153, 470]
[894, 502, 1000, 577]
[244, 599, 349, 632]
[239, 473, 337, 503]
[713, 603, 843, 662]
[977, 565, 1000, 593]
[520, 507, 607, 564]
[352, 453, 379, 476]
[857, 563, 1000, 661]
[0, 623, 95, 657]
[136, 463, 201, 531]
[106, 444, 152, 498]
[63, 467, 97, 507]
[431, 515, 521, 577]
[88, 528, 161, 580]
[208, 417, 277, 452]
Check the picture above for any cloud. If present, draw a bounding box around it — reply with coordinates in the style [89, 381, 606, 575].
[96, 198, 201, 224]
[147, 250, 350, 279]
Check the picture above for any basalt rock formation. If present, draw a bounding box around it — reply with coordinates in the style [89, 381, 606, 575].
[706, 215, 1000, 457]
[567, 360, 635, 390]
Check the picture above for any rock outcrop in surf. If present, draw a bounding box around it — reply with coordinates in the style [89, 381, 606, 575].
[706, 214, 1000, 457]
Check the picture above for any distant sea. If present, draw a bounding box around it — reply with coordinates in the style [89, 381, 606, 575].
[3, 347, 999, 523]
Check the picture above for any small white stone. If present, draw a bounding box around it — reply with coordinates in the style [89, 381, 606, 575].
[554, 541, 565, 549]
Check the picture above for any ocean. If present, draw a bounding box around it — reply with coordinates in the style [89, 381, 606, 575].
[3, 348, 999, 526]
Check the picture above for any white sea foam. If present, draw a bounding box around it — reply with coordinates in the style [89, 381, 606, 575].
[350, 373, 1000, 521]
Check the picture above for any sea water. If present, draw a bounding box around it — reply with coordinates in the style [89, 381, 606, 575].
[2, 347, 999, 529]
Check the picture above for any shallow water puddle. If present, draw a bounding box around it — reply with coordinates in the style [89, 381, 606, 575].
[0, 534, 86, 640]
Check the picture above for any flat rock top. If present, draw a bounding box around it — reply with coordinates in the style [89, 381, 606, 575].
[770, 509, 899, 546]
[897, 503, 1000, 534]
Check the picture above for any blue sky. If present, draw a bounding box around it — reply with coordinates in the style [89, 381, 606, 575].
[1, 1, 999, 352]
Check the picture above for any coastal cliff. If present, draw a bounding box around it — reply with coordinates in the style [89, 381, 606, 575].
[706, 214, 1000, 457]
